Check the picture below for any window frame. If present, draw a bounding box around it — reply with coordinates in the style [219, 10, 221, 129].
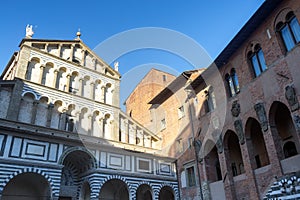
[185, 165, 196, 187]
[225, 68, 240, 97]
[248, 45, 267, 77]
[277, 13, 300, 52]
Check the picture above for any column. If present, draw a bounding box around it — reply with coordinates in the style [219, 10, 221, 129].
[219, 149, 237, 200]
[45, 43, 49, 52]
[53, 70, 58, 88]
[240, 143, 260, 199]
[78, 78, 83, 96]
[93, 58, 97, 71]
[39, 65, 45, 84]
[81, 49, 86, 66]
[264, 125, 283, 176]
[101, 86, 105, 103]
[46, 103, 54, 127]
[57, 44, 62, 57]
[69, 44, 75, 62]
[31, 100, 39, 124]
[199, 160, 211, 200]
[87, 114, 92, 135]
[59, 111, 67, 130]
[90, 82, 95, 100]
[66, 74, 71, 92]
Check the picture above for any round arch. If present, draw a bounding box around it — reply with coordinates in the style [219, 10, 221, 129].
[58, 146, 97, 168]
[202, 139, 222, 182]
[245, 117, 270, 169]
[99, 178, 129, 200]
[2, 171, 53, 200]
[158, 185, 175, 200]
[269, 101, 299, 159]
[136, 184, 152, 200]
[223, 130, 244, 176]
[21, 91, 37, 100]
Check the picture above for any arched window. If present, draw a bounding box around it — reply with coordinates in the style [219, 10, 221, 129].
[248, 44, 267, 77]
[276, 11, 300, 52]
[225, 68, 240, 97]
[203, 87, 216, 113]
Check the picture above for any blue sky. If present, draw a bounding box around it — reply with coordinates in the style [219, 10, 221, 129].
[0, 0, 264, 108]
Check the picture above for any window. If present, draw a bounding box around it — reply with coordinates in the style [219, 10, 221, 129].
[186, 166, 196, 187]
[204, 87, 216, 113]
[178, 106, 185, 119]
[248, 45, 267, 77]
[162, 75, 167, 82]
[188, 137, 193, 148]
[176, 138, 184, 153]
[277, 12, 300, 52]
[160, 118, 166, 130]
[225, 68, 240, 97]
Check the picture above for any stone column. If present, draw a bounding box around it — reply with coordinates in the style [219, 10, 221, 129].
[53, 70, 58, 88]
[219, 149, 237, 200]
[240, 143, 260, 199]
[90, 82, 95, 100]
[45, 43, 49, 52]
[69, 44, 74, 62]
[78, 78, 83, 96]
[93, 58, 97, 71]
[46, 103, 54, 127]
[264, 126, 283, 177]
[57, 44, 62, 57]
[101, 86, 106, 103]
[81, 49, 86, 66]
[59, 111, 67, 130]
[31, 100, 39, 124]
[87, 114, 92, 136]
[199, 159, 211, 200]
[99, 118, 104, 138]
[39, 65, 45, 84]
[65, 74, 71, 92]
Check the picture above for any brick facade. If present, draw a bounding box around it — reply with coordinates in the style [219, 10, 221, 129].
[126, 0, 300, 199]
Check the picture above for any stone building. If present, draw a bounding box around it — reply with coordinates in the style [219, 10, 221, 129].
[0, 32, 179, 199]
[126, 0, 300, 199]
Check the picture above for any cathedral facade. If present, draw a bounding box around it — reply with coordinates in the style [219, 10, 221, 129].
[0, 35, 179, 199]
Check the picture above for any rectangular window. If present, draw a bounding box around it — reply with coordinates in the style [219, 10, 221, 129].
[160, 118, 166, 130]
[163, 75, 167, 82]
[186, 166, 196, 187]
[178, 106, 185, 119]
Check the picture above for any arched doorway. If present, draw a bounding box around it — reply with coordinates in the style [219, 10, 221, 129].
[136, 184, 152, 200]
[59, 149, 96, 199]
[245, 118, 270, 169]
[224, 130, 244, 176]
[2, 172, 51, 200]
[99, 179, 129, 200]
[269, 101, 299, 159]
[203, 140, 222, 182]
[158, 186, 174, 200]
